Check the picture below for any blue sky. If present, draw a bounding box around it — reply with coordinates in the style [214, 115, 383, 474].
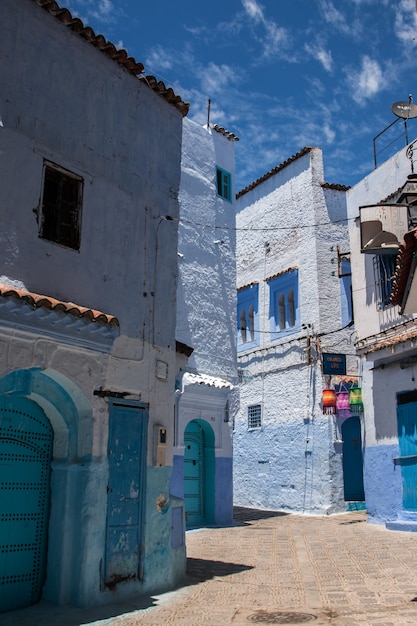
[65, 0, 417, 191]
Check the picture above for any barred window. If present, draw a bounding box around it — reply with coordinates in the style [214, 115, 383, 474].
[373, 255, 396, 310]
[40, 161, 83, 250]
[248, 404, 262, 429]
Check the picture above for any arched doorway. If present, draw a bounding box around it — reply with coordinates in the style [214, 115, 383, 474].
[342, 416, 365, 502]
[0, 395, 53, 612]
[184, 420, 214, 528]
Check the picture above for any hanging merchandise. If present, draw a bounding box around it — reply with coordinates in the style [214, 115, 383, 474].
[349, 385, 363, 414]
[336, 389, 352, 418]
[322, 388, 337, 414]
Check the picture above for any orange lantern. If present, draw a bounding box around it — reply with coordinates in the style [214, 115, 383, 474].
[322, 389, 337, 414]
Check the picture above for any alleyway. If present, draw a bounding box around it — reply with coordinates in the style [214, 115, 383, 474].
[4, 507, 417, 626]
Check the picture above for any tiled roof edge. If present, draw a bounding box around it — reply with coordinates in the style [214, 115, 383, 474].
[236, 147, 315, 199]
[0, 285, 120, 327]
[321, 182, 351, 192]
[212, 125, 240, 142]
[34, 0, 189, 117]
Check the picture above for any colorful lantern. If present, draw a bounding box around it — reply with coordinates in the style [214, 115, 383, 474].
[349, 386, 363, 414]
[322, 389, 337, 414]
[336, 391, 352, 418]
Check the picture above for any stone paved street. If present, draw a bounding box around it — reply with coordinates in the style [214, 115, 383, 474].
[4, 508, 417, 626]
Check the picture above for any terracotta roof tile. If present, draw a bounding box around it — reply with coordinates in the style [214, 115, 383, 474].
[321, 182, 351, 192]
[236, 147, 315, 199]
[34, 0, 189, 117]
[212, 125, 239, 142]
[0, 285, 119, 327]
[390, 228, 417, 307]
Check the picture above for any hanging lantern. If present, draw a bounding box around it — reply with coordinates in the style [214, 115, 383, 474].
[322, 389, 337, 414]
[349, 386, 363, 414]
[336, 390, 352, 418]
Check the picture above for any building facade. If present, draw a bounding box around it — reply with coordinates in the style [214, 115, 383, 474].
[234, 147, 362, 514]
[172, 119, 238, 528]
[347, 139, 417, 530]
[0, 0, 188, 612]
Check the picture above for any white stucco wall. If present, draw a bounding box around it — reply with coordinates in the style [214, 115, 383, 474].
[347, 145, 416, 342]
[173, 119, 237, 525]
[234, 147, 357, 514]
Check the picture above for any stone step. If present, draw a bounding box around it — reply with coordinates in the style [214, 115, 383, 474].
[386, 520, 417, 532]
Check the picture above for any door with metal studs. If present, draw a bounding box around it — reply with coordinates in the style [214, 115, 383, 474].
[0, 396, 53, 613]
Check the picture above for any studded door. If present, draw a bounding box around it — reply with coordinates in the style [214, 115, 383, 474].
[0, 396, 53, 613]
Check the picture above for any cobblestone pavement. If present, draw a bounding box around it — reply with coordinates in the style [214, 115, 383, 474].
[4, 508, 417, 626]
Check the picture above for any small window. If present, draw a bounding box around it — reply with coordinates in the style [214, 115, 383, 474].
[40, 162, 83, 250]
[237, 284, 259, 351]
[248, 404, 262, 429]
[216, 166, 232, 202]
[268, 269, 300, 338]
[374, 255, 396, 310]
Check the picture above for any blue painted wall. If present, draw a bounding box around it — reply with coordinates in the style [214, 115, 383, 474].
[215, 457, 233, 525]
[143, 466, 186, 592]
[233, 416, 344, 514]
[363, 443, 402, 524]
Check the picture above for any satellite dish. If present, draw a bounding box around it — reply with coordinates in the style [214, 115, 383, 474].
[391, 101, 417, 119]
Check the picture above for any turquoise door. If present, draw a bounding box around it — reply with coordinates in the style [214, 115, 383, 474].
[342, 416, 365, 501]
[0, 396, 53, 613]
[105, 402, 147, 585]
[184, 421, 205, 527]
[397, 401, 417, 510]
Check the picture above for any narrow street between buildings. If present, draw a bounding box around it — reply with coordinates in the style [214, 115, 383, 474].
[4, 507, 417, 626]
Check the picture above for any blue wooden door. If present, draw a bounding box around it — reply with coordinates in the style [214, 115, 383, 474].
[105, 402, 147, 585]
[397, 401, 417, 510]
[0, 396, 53, 613]
[184, 421, 205, 527]
[342, 416, 365, 501]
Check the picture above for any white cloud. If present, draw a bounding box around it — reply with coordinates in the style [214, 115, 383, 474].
[241, 0, 264, 23]
[146, 46, 174, 71]
[348, 56, 387, 104]
[395, 0, 417, 43]
[240, 0, 290, 60]
[305, 43, 333, 73]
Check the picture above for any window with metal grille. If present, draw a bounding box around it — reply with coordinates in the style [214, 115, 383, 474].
[247, 404, 262, 429]
[373, 254, 396, 310]
[216, 166, 232, 202]
[40, 162, 83, 250]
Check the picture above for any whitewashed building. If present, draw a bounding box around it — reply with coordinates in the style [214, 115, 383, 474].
[234, 147, 362, 514]
[172, 118, 238, 528]
[0, 0, 189, 612]
[347, 139, 417, 530]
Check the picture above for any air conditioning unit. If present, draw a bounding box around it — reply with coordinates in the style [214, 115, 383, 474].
[359, 204, 408, 254]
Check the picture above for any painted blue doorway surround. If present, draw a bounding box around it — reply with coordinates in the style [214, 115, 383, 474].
[105, 400, 148, 586]
[0, 396, 53, 613]
[184, 419, 215, 528]
[397, 400, 417, 511]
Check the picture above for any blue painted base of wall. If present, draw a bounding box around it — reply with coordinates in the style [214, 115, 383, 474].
[171, 454, 233, 526]
[233, 418, 345, 514]
[363, 443, 402, 526]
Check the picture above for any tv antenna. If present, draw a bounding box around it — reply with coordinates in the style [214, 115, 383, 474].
[373, 95, 417, 168]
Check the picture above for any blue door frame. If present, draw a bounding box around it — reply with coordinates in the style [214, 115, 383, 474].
[342, 416, 365, 502]
[397, 400, 417, 511]
[183, 419, 215, 528]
